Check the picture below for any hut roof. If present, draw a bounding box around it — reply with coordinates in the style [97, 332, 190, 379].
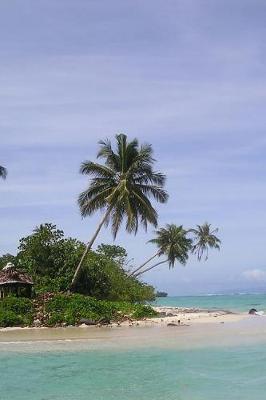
[0, 263, 33, 285]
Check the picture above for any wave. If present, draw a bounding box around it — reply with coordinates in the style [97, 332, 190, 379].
[199, 292, 266, 297]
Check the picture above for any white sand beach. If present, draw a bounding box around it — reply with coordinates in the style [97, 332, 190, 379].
[115, 306, 247, 327]
[0, 306, 251, 351]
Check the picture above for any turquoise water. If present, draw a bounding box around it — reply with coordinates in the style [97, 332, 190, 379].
[153, 293, 266, 312]
[2, 294, 266, 399]
[1, 344, 266, 400]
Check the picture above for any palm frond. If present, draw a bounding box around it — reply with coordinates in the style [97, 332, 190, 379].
[97, 138, 120, 170]
[78, 187, 112, 217]
[135, 184, 168, 203]
[148, 224, 192, 268]
[80, 161, 115, 178]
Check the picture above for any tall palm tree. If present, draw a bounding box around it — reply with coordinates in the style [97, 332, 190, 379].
[132, 224, 192, 277]
[71, 134, 168, 288]
[0, 166, 7, 180]
[189, 223, 221, 261]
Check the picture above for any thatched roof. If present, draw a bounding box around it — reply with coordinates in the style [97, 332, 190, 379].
[0, 263, 33, 286]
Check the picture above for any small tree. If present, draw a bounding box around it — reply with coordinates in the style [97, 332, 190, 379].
[96, 244, 128, 266]
[17, 223, 85, 291]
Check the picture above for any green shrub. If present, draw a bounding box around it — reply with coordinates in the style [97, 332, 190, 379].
[0, 294, 158, 327]
[0, 297, 33, 327]
[0, 311, 26, 327]
[45, 293, 158, 326]
[0, 296, 33, 314]
[131, 305, 158, 319]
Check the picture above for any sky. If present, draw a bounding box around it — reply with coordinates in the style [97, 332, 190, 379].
[1, 0, 266, 295]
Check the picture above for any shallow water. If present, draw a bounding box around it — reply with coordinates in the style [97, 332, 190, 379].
[1, 318, 266, 399]
[1, 343, 266, 399]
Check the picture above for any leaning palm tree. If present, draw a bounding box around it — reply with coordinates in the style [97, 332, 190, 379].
[132, 224, 192, 278]
[71, 134, 168, 288]
[131, 222, 221, 277]
[0, 166, 7, 180]
[189, 223, 221, 261]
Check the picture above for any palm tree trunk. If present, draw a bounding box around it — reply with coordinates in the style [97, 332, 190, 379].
[129, 252, 159, 277]
[134, 259, 168, 278]
[70, 207, 112, 289]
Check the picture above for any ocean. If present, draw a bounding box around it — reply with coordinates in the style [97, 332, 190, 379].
[1, 342, 266, 400]
[153, 293, 266, 312]
[1, 293, 266, 400]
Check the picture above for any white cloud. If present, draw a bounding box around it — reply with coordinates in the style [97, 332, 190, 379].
[242, 269, 266, 282]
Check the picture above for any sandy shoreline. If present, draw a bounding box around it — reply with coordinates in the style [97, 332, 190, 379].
[1, 306, 265, 353]
[0, 306, 248, 336]
[122, 306, 246, 327]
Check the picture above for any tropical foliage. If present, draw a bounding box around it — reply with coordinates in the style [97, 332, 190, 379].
[189, 223, 221, 260]
[0, 134, 222, 328]
[149, 224, 192, 267]
[0, 294, 157, 328]
[132, 224, 192, 277]
[131, 223, 221, 277]
[15, 223, 85, 292]
[0, 297, 33, 327]
[96, 244, 128, 266]
[1, 223, 155, 301]
[45, 294, 157, 326]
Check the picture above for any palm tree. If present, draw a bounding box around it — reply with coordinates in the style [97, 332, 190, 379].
[189, 223, 221, 261]
[71, 134, 168, 288]
[132, 224, 192, 278]
[0, 166, 7, 180]
[131, 222, 221, 277]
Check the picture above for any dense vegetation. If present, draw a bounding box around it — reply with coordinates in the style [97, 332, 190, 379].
[0, 223, 157, 327]
[0, 297, 33, 327]
[0, 223, 155, 302]
[0, 294, 157, 328]
[45, 293, 157, 326]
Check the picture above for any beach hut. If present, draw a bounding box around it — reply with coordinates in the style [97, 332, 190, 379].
[0, 262, 33, 298]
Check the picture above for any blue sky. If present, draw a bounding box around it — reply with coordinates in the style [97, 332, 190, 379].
[1, 0, 266, 295]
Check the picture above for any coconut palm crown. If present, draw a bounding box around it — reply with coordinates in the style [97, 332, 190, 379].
[189, 223, 221, 261]
[78, 134, 168, 237]
[132, 224, 193, 277]
[149, 224, 192, 268]
[0, 166, 7, 180]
